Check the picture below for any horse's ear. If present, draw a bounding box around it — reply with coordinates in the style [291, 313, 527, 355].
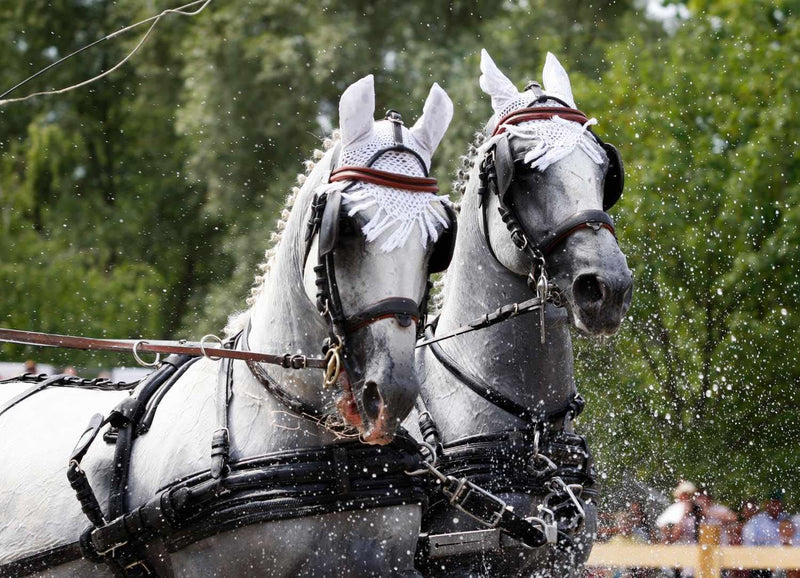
[410, 83, 453, 156]
[542, 52, 576, 109]
[339, 75, 376, 147]
[479, 49, 520, 115]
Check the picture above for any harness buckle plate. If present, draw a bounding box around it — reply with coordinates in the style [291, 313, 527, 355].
[443, 477, 507, 528]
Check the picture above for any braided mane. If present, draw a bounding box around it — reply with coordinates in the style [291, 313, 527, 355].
[429, 129, 487, 315]
[246, 130, 341, 306]
[224, 131, 340, 336]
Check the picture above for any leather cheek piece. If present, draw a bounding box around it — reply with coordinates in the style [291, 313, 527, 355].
[601, 142, 624, 211]
[494, 135, 515, 202]
[318, 190, 343, 257]
[429, 202, 458, 274]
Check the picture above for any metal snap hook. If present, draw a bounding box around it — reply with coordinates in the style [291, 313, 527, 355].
[132, 340, 161, 368]
[323, 342, 342, 388]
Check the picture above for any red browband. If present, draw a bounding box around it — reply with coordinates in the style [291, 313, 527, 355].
[492, 106, 590, 136]
[330, 166, 439, 193]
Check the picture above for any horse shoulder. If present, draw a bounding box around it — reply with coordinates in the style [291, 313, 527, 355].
[126, 359, 217, 507]
[0, 383, 124, 564]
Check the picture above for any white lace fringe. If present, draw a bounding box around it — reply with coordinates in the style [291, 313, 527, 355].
[499, 116, 605, 171]
[341, 187, 451, 252]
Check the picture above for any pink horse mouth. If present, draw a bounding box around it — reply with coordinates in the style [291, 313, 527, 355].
[335, 373, 363, 429]
[334, 373, 394, 445]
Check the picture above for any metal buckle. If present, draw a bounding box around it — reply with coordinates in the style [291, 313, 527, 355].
[444, 477, 507, 528]
[323, 341, 342, 388]
[96, 540, 128, 557]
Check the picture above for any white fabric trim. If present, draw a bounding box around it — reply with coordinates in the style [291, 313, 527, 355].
[342, 185, 451, 252]
[502, 116, 605, 171]
[481, 116, 606, 173]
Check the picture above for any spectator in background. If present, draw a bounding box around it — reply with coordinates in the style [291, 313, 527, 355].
[776, 519, 800, 578]
[606, 512, 654, 578]
[695, 488, 737, 544]
[743, 491, 785, 546]
[778, 518, 797, 546]
[629, 501, 654, 543]
[657, 481, 699, 578]
[657, 480, 698, 545]
[743, 491, 787, 578]
[23, 359, 37, 374]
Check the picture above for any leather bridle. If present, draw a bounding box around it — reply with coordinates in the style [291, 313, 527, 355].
[478, 93, 622, 325]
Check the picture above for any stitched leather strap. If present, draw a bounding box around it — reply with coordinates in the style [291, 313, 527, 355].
[0, 328, 328, 370]
[330, 166, 439, 193]
[493, 106, 589, 135]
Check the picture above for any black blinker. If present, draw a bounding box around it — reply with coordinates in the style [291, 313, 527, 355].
[601, 142, 624, 211]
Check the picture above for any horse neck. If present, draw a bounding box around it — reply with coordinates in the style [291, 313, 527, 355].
[422, 167, 576, 440]
[245, 155, 333, 424]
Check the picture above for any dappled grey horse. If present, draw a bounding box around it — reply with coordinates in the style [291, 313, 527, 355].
[411, 50, 633, 577]
[0, 75, 455, 577]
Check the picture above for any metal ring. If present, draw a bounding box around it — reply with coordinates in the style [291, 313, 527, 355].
[132, 341, 161, 368]
[323, 345, 342, 388]
[200, 334, 223, 361]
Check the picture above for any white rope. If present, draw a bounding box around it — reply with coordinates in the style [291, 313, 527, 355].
[0, 0, 212, 107]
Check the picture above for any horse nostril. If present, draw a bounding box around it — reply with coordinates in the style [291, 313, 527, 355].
[573, 274, 606, 306]
[362, 381, 383, 421]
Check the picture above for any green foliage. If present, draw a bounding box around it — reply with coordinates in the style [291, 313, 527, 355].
[576, 0, 800, 504]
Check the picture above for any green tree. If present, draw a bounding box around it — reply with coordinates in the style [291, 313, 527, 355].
[576, 0, 800, 503]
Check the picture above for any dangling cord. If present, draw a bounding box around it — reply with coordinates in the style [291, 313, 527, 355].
[0, 0, 212, 106]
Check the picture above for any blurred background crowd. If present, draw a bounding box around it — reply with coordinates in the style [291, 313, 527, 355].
[593, 480, 800, 577]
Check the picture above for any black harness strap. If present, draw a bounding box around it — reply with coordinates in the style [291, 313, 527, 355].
[210, 334, 239, 479]
[83, 439, 425, 563]
[210, 354, 234, 479]
[0, 542, 84, 577]
[424, 325, 536, 424]
[241, 322, 327, 420]
[0, 373, 71, 419]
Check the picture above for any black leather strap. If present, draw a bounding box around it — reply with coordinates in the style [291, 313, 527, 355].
[0, 542, 85, 577]
[344, 297, 420, 332]
[241, 321, 327, 420]
[424, 324, 584, 426]
[425, 325, 535, 423]
[0, 373, 70, 419]
[211, 351, 235, 479]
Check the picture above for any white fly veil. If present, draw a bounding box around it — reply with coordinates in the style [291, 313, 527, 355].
[317, 76, 454, 252]
[479, 49, 607, 173]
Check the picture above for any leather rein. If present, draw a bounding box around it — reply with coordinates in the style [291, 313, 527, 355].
[0, 327, 326, 369]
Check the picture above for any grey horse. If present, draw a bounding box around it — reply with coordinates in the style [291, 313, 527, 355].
[411, 51, 633, 577]
[0, 75, 454, 577]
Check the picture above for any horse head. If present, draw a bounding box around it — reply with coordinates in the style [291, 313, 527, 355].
[478, 50, 632, 336]
[303, 75, 454, 444]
